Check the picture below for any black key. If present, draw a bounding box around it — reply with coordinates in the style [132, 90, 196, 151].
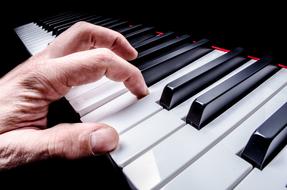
[108, 21, 129, 30]
[101, 19, 121, 28]
[129, 33, 155, 45]
[52, 15, 100, 33]
[55, 16, 104, 35]
[160, 47, 246, 110]
[141, 39, 212, 86]
[241, 102, 287, 169]
[41, 13, 80, 26]
[125, 27, 155, 41]
[47, 14, 91, 31]
[43, 13, 83, 29]
[37, 11, 73, 25]
[117, 24, 144, 35]
[133, 31, 175, 52]
[134, 34, 191, 64]
[91, 17, 114, 25]
[186, 57, 280, 129]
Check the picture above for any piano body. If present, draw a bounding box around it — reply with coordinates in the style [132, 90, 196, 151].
[9, 8, 287, 190]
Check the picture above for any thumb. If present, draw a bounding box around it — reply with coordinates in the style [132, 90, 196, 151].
[44, 123, 119, 159]
[0, 123, 118, 169]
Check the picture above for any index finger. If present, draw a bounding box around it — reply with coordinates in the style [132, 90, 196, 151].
[43, 21, 138, 61]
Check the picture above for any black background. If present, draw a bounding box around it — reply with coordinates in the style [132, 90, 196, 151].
[0, 0, 286, 188]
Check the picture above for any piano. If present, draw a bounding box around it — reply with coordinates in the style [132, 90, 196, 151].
[14, 11, 287, 190]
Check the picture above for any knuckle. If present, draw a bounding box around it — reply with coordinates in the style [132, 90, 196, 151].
[94, 48, 114, 63]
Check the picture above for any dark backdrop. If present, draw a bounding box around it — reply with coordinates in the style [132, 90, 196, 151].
[0, 0, 286, 188]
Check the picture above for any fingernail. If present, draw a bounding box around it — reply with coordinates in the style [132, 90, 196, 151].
[90, 127, 117, 154]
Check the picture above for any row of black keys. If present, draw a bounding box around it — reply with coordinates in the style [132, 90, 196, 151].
[36, 12, 287, 170]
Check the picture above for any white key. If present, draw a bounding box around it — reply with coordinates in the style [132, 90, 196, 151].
[84, 91, 162, 134]
[70, 81, 127, 116]
[81, 50, 226, 131]
[162, 145, 252, 190]
[110, 110, 185, 167]
[122, 69, 287, 189]
[235, 146, 287, 190]
[65, 77, 109, 101]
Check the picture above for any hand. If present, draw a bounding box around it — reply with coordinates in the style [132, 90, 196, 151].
[0, 22, 148, 170]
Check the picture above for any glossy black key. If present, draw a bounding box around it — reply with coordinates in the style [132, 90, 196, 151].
[91, 17, 114, 25]
[133, 31, 175, 51]
[47, 14, 91, 31]
[186, 57, 280, 129]
[54, 16, 104, 35]
[118, 24, 144, 35]
[241, 102, 287, 169]
[108, 21, 129, 30]
[37, 11, 73, 25]
[42, 13, 82, 29]
[52, 15, 100, 34]
[141, 39, 212, 86]
[134, 34, 190, 64]
[125, 27, 155, 41]
[100, 19, 121, 28]
[160, 47, 246, 110]
[129, 33, 155, 45]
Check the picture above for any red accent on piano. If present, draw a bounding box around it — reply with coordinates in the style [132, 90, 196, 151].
[211, 45, 230, 52]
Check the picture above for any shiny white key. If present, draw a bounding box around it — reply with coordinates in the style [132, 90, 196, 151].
[162, 145, 252, 190]
[122, 69, 287, 189]
[110, 110, 185, 167]
[81, 50, 226, 132]
[235, 146, 287, 190]
[65, 77, 109, 101]
[70, 81, 127, 116]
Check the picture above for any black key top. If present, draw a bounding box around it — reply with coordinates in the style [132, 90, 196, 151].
[54, 16, 104, 35]
[134, 34, 191, 64]
[133, 31, 175, 52]
[130, 33, 155, 45]
[43, 13, 83, 29]
[117, 24, 144, 35]
[101, 19, 121, 28]
[53, 15, 100, 32]
[91, 17, 114, 25]
[141, 39, 212, 86]
[37, 11, 73, 25]
[47, 14, 91, 31]
[241, 102, 287, 169]
[108, 21, 129, 30]
[160, 47, 246, 110]
[125, 27, 155, 41]
[41, 13, 80, 26]
[186, 57, 280, 129]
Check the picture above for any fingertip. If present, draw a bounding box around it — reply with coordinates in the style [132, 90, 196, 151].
[90, 124, 119, 154]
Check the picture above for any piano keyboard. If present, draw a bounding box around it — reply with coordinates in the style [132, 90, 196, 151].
[15, 12, 287, 190]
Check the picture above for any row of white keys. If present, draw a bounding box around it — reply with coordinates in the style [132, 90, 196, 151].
[65, 77, 109, 101]
[15, 23, 55, 55]
[70, 81, 128, 116]
[110, 110, 185, 167]
[123, 69, 287, 190]
[162, 75, 287, 190]
[81, 50, 226, 132]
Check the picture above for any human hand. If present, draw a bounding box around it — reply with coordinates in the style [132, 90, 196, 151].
[0, 22, 148, 170]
